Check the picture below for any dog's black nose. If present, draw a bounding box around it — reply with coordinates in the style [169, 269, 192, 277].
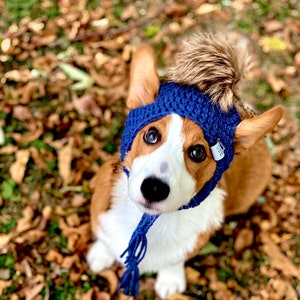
[141, 177, 170, 202]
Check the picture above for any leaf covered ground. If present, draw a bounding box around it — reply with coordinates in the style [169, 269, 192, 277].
[0, 0, 299, 299]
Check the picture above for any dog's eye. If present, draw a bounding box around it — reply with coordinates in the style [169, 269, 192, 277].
[188, 144, 207, 162]
[143, 127, 161, 145]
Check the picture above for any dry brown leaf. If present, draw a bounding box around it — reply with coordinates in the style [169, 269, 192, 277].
[15, 230, 46, 244]
[30, 147, 47, 170]
[234, 228, 254, 252]
[186, 266, 200, 285]
[61, 254, 79, 269]
[24, 282, 44, 300]
[10, 122, 43, 143]
[16, 206, 34, 234]
[72, 94, 102, 117]
[99, 269, 119, 295]
[9, 149, 30, 184]
[267, 278, 298, 300]
[13, 106, 33, 121]
[260, 233, 300, 279]
[79, 289, 93, 300]
[0, 233, 13, 249]
[169, 294, 193, 300]
[0, 280, 12, 295]
[46, 249, 64, 264]
[195, 3, 219, 15]
[4, 69, 33, 82]
[94, 291, 111, 300]
[0, 145, 18, 155]
[267, 73, 292, 96]
[19, 274, 45, 300]
[72, 194, 88, 207]
[0, 269, 10, 280]
[66, 213, 80, 227]
[37, 205, 52, 231]
[58, 137, 74, 186]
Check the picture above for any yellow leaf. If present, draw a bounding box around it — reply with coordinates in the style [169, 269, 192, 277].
[258, 36, 287, 53]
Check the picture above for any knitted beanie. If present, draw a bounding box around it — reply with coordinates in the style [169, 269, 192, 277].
[119, 82, 241, 296]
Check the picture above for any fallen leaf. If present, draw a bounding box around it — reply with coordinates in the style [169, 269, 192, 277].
[267, 73, 292, 96]
[0, 269, 10, 280]
[58, 62, 95, 90]
[259, 36, 287, 52]
[78, 289, 93, 300]
[15, 206, 34, 234]
[61, 254, 79, 269]
[21, 275, 45, 300]
[15, 230, 46, 244]
[0, 280, 12, 295]
[260, 233, 300, 279]
[10, 122, 43, 143]
[13, 106, 33, 121]
[169, 294, 193, 300]
[195, 3, 219, 15]
[73, 94, 102, 117]
[25, 282, 44, 300]
[0, 233, 13, 249]
[58, 137, 74, 186]
[0, 145, 18, 154]
[234, 228, 254, 252]
[99, 269, 119, 295]
[9, 149, 30, 184]
[4, 69, 33, 82]
[0, 127, 5, 146]
[186, 266, 200, 285]
[46, 249, 64, 264]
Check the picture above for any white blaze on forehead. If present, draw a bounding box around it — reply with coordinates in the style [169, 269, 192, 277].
[128, 114, 196, 213]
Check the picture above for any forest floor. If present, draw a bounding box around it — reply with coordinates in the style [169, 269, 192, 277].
[0, 0, 299, 299]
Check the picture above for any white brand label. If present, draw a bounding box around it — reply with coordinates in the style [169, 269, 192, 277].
[210, 140, 225, 161]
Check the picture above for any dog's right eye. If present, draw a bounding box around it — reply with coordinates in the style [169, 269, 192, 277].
[143, 127, 161, 145]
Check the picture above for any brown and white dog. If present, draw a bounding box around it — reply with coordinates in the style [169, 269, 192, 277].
[87, 34, 284, 299]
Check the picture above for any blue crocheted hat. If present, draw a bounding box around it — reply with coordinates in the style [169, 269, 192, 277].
[119, 82, 241, 296]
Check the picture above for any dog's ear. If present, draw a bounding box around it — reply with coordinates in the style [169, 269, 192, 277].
[127, 44, 160, 109]
[233, 105, 284, 153]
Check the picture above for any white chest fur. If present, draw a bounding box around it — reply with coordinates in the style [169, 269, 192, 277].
[95, 172, 225, 274]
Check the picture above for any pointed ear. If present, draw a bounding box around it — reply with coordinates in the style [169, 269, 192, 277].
[234, 105, 284, 154]
[127, 44, 160, 109]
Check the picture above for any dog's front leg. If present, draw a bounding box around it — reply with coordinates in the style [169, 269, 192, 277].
[155, 261, 186, 299]
[87, 239, 115, 273]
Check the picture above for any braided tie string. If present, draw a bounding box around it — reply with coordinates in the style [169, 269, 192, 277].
[119, 213, 159, 297]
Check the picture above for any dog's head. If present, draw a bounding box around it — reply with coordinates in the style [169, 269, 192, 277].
[121, 37, 283, 215]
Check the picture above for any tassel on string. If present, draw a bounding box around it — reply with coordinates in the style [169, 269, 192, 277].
[119, 213, 159, 297]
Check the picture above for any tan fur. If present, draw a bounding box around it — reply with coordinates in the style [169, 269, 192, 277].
[90, 156, 122, 234]
[127, 44, 160, 109]
[167, 33, 254, 117]
[123, 116, 171, 171]
[182, 119, 217, 192]
[220, 139, 272, 215]
[233, 106, 284, 153]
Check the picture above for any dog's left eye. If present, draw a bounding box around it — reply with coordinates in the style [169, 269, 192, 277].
[143, 127, 161, 144]
[188, 144, 207, 162]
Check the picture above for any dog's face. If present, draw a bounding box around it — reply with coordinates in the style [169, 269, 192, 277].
[123, 43, 283, 215]
[123, 114, 217, 214]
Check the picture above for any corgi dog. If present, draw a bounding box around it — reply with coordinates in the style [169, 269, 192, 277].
[87, 34, 284, 299]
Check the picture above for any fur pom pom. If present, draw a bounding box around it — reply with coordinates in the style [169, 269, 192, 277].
[167, 33, 254, 116]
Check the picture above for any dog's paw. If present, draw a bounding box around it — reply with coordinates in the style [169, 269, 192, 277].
[87, 240, 115, 273]
[155, 263, 186, 299]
